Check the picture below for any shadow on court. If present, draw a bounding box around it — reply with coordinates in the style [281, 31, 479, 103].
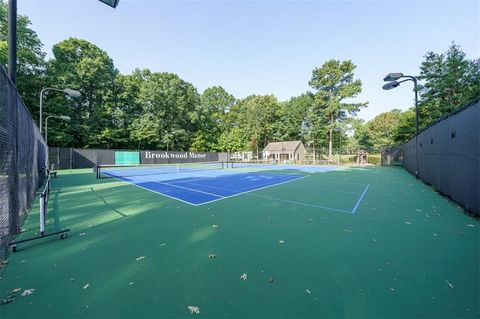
[1, 167, 478, 318]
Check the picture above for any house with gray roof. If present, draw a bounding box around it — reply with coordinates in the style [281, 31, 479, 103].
[262, 140, 306, 163]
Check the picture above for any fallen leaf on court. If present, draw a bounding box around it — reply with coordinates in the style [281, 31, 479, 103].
[159, 243, 167, 247]
[136, 256, 145, 261]
[187, 305, 200, 314]
[1, 297, 15, 304]
[467, 224, 474, 227]
[306, 289, 311, 294]
[268, 276, 274, 283]
[240, 273, 247, 281]
[278, 240, 285, 244]
[10, 288, 21, 294]
[404, 222, 412, 225]
[390, 288, 395, 292]
[83, 284, 90, 290]
[445, 280, 455, 289]
[212, 225, 218, 228]
[21, 289, 35, 296]
[79, 233, 86, 236]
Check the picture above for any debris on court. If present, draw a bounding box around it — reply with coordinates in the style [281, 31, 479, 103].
[10, 288, 22, 294]
[1, 296, 15, 305]
[278, 240, 285, 244]
[344, 229, 352, 233]
[1, 288, 22, 305]
[466, 224, 474, 228]
[212, 224, 219, 228]
[159, 243, 167, 247]
[240, 273, 247, 280]
[390, 288, 395, 292]
[79, 233, 86, 236]
[136, 256, 145, 261]
[0, 260, 8, 268]
[187, 305, 200, 314]
[306, 289, 311, 294]
[445, 280, 456, 289]
[372, 238, 377, 242]
[268, 276, 274, 283]
[404, 221, 412, 225]
[83, 284, 90, 290]
[208, 253, 216, 259]
[21, 289, 35, 296]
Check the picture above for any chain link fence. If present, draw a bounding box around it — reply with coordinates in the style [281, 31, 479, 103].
[0, 67, 48, 260]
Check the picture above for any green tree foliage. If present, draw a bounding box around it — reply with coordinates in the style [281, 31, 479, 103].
[366, 109, 402, 150]
[236, 95, 281, 157]
[392, 108, 416, 144]
[275, 93, 313, 142]
[196, 86, 236, 151]
[46, 38, 118, 147]
[418, 42, 480, 127]
[309, 60, 368, 160]
[0, 1, 46, 114]
[130, 72, 201, 150]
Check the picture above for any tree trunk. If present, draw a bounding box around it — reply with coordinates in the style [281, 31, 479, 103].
[313, 142, 316, 163]
[328, 113, 333, 161]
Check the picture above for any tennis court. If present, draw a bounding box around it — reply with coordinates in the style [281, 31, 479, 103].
[1, 163, 478, 318]
[97, 162, 358, 207]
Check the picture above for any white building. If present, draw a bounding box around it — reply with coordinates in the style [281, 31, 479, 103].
[262, 141, 306, 163]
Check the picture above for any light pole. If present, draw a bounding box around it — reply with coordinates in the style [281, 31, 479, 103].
[39, 88, 80, 135]
[45, 115, 71, 146]
[382, 72, 419, 178]
[7, 0, 119, 84]
[45, 115, 71, 170]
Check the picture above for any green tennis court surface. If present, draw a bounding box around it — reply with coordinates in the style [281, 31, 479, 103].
[1, 167, 478, 318]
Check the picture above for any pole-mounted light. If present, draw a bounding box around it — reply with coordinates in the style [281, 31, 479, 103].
[99, 0, 120, 8]
[382, 72, 420, 179]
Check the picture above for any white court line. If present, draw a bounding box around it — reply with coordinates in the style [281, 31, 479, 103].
[282, 184, 360, 195]
[132, 175, 224, 199]
[104, 171, 309, 206]
[351, 184, 370, 214]
[193, 175, 310, 206]
[106, 176, 196, 206]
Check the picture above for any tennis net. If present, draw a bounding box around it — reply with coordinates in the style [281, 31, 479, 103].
[96, 161, 225, 179]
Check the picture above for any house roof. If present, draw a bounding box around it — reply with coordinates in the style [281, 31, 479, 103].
[262, 141, 303, 153]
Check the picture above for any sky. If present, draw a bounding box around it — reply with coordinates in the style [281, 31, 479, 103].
[17, 0, 480, 121]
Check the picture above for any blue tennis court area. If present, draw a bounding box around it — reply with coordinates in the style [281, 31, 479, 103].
[104, 171, 307, 205]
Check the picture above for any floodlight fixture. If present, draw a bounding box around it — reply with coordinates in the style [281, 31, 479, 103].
[99, 0, 120, 8]
[63, 89, 81, 98]
[382, 81, 400, 90]
[383, 73, 404, 82]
